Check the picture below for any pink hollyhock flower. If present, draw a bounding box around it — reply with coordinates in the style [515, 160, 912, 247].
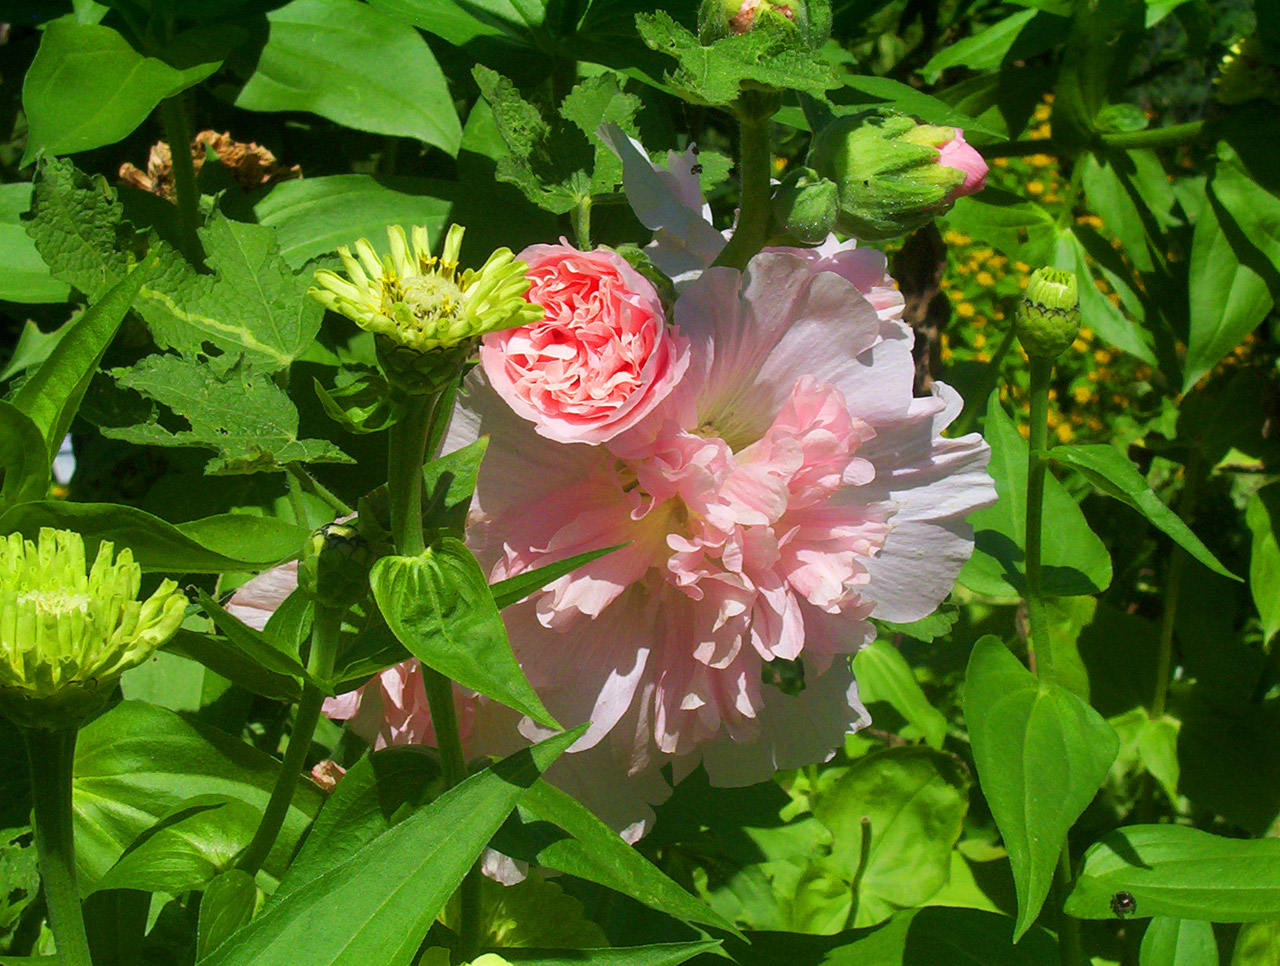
[479, 243, 690, 446]
[938, 129, 988, 201]
[445, 248, 995, 826]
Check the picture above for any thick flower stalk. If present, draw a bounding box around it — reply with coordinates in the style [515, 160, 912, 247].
[310, 223, 543, 393]
[0, 528, 187, 730]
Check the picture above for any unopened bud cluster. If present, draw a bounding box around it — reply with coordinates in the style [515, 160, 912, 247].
[698, 0, 832, 50]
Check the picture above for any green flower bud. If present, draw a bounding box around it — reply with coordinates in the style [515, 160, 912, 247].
[310, 224, 544, 394]
[0, 529, 187, 730]
[698, 0, 831, 50]
[1015, 268, 1081, 360]
[1215, 36, 1280, 105]
[297, 523, 373, 610]
[771, 167, 839, 244]
[809, 111, 978, 240]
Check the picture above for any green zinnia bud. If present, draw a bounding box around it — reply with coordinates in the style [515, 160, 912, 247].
[297, 523, 373, 610]
[310, 224, 543, 394]
[698, 0, 832, 50]
[809, 111, 972, 241]
[0, 529, 187, 730]
[1015, 268, 1081, 360]
[772, 167, 839, 244]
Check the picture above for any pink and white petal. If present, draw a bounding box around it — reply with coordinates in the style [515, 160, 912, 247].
[699, 658, 869, 787]
[225, 561, 298, 631]
[597, 125, 726, 281]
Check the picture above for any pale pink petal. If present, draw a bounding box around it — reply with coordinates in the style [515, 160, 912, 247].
[225, 561, 298, 631]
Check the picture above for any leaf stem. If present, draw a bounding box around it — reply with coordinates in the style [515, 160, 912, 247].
[24, 727, 93, 966]
[158, 95, 202, 263]
[573, 197, 593, 250]
[982, 121, 1207, 158]
[1021, 354, 1082, 966]
[843, 816, 872, 931]
[388, 393, 437, 558]
[238, 604, 342, 875]
[714, 93, 776, 272]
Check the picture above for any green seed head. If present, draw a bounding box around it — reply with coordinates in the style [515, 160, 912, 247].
[0, 529, 187, 730]
[1015, 268, 1081, 360]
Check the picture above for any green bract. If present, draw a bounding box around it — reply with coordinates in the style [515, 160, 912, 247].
[310, 224, 542, 392]
[0, 528, 187, 729]
[808, 111, 964, 240]
[1015, 268, 1082, 360]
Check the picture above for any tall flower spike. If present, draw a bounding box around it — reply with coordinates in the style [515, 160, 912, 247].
[0, 529, 188, 729]
[310, 224, 544, 393]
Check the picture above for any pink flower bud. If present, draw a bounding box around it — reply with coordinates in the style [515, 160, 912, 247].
[938, 129, 988, 201]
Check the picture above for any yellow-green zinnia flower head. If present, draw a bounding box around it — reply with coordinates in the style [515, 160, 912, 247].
[0, 529, 187, 730]
[309, 224, 543, 354]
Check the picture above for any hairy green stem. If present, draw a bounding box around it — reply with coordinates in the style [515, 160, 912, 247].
[287, 463, 353, 516]
[24, 727, 93, 966]
[1024, 356, 1054, 679]
[385, 384, 477, 962]
[388, 394, 437, 558]
[573, 197, 593, 250]
[1021, 355, 1082, 966]
[238, 605, 342, 875]
[983, 120, 1207, 159]
[714, 97, 775, 272]
[158, 95, 201, 262]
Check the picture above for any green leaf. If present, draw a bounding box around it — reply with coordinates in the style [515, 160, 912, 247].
[1045, 444, 1237, 579]
[197, 728, 582, 966]
[1042, 595, 1094, 701]
[273, 746, 443, 900]
[253, 174, 454, 270]
[473, 67, 638, 215]
[941, 189, 1058, 266]
[367, 0, 549, 53]
[21, 20, 219, 165]
[1247, 485, 1280, 644]
[805, 747, 970, 928]
[873, 605, 958, 643]
[0, 500, 308, 572]
[1053, 227, 1158, 364]
[92, 797, 259, 895]
[514, 779, 743, 937]
[197, 870, 258, 960]
[959, 393, 1112, 598]
[1111, 708, 1182, 803]
[1212, 144, 1280, 278]
[106, 354, 352, 475]
[1184, 184, 1274, 391]
[1140, 917, 1219, 966]
[0, 319, 72, 382]
[489, 543, 626, 610]
[136, 213, 323, 369]
[1231, 920, 1280, 966]
[0, 183, 70, 303]
[235, 0, 461, 155]
[74, 701, 322, 887]
[12, 254, 156, 461]
[1065, 824, 1280, 922]
[165, 629, 301, 701]
[486, 944, 720, 966]
[0, 402, 51, 512]
[195, 589, 311, 681]
[920, 9, 1040, 81]
[23, 156, 129, 299]
[422, 437, 487, 532]
[635, 11, 839, 106]
[853, 640, 948, 749]
[370, 540, 559, 728]
[829, 76, 1004, 140]
[314, 371, 404, 436]
[963, 636, 1119, 939]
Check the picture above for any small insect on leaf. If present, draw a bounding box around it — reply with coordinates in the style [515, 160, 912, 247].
[1110, 891, 1137, 918]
